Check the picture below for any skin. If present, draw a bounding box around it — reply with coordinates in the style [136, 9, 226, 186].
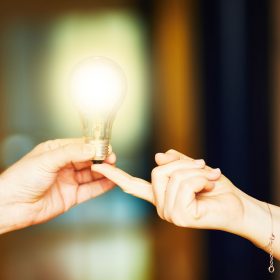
[0, 142, 278, 263]
[0, 138, 116, 234]
[92, 149, 280, 260]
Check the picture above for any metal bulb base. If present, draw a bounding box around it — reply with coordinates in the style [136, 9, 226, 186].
[86, 139, 110, 162]
[92, 160, 103, 164]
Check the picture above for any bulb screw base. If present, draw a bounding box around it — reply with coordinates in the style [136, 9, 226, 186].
[86, 139, 110, 161]
[92, 160, 103, 164]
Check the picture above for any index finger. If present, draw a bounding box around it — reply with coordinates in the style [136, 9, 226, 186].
[92, 163, 154, 204]
[164, 150, 215, 171]
[156, 150, 215, 171]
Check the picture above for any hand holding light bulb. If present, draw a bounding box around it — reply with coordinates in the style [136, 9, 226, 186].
[0, 57, 126, 234]
[71, 56, 126, 163]
[0, 138, 116, 234]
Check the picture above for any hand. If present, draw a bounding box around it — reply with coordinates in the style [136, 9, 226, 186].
[154, 150, 280, 260]
[92, 150, 280, 260]
[153, 150, 246, 233]
[0, 139, 116, 233]
[92, 150, 245, 233]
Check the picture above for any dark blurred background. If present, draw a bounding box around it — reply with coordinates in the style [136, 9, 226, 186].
[0, 0, 279, 279]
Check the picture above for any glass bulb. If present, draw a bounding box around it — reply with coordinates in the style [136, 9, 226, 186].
[70, 56, 126, 162]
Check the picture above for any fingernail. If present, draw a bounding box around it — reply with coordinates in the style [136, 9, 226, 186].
[91, 164, 99, 170]
[84, 144, 95, 155]
[194, 159, 205, 166]
[211, 168, 221, 175]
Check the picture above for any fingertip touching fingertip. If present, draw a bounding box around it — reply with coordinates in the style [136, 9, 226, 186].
[91, 163, 100, 171]
[91, 162, 109, 170]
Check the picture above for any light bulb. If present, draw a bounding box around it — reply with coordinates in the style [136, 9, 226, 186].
[70, 56, 126, 163]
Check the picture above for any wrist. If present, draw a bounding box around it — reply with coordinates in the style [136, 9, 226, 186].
[0, 204, 24, 234]
[236, 191, 270, 249]
[0, 176, 30, 234]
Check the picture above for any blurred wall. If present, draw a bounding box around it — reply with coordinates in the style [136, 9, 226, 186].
[0, 1, 155, 280]
[201, 0, 276, 279]
[152, 0, 205, 280]
[0, 0, 204, 280]
[0, 0, 278, 279]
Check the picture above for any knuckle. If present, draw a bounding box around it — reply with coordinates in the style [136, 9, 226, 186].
[156, 207, 164, 220]
[184, 177, 197, 185]
[43, 140, 54, 151]
[151, 168, 157, 178]
[61, 143, 70, 152]
[168, 174, 182, 186]
[180, 179, 192, 190]
[43, 139, 61, 150]
[151, 166, 163, 178]
[34, 142, 45, 151]
[166, 149, 177, 154]
[163, 208, 171, 222]
[60, 143, 77, 156]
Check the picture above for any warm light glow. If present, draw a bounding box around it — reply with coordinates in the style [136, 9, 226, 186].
[45, 12, 150, 154]
[71, 57, 126, 115]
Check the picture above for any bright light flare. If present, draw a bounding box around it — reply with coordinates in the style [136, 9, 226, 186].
[71, 57, 126, 115]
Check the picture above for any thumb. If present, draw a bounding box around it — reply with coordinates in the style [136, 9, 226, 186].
[36, 143, 95, 172]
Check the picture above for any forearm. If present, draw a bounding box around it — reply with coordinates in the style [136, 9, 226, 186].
[234, 191, 280, 260]
[0, 204, 25, 234]
[0, 178, 30, 234]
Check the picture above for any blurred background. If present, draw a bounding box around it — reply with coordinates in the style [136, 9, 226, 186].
[0, 0, 279, 279]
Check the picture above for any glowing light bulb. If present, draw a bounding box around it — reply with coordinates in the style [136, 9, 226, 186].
[71, 56, 126, 163]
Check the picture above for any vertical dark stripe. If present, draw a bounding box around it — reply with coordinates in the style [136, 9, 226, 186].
[200, 0, 222, 166]
[220, 0, 250, 187]
[200, 0, 272, 279]
[246, 0, 272, 202]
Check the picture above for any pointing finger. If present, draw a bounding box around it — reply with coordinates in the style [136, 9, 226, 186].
[92, 163, 154, 203]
